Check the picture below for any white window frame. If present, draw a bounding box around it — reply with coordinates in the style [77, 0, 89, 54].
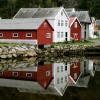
[13, 33, 18, 37]
[58, 20, 60, 26]
[26, 33, 32, 37]
[65, 20, 67, 26]
[12, 72, 18, 76]
[61, 20, 63, 26]
[0, 33, 3, 37]
[57, 32, 60, 38]
[74, 22, 78, 28]
[61, 32, 63, 38]
[61, 11, 63, 16]
[26, 73, 32, 77]
[46, 33, 51, 38]
[46, 70, 50, 76]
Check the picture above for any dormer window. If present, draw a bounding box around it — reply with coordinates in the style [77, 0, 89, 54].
[61, 11, 63, 16]
[44, 22, 47, 27]
[74, 22, 78, 28]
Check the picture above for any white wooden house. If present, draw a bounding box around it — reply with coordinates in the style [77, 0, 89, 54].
[13, 7, 70, 43]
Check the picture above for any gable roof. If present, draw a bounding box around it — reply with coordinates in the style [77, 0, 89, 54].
[0, 18, 51, 30]
[67, 11, 91, 23]
[69, 17, 81, 27]
[13, 7, 63, 19]
[65, 8, 75, 12]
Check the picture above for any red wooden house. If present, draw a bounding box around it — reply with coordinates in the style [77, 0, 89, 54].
[69, 17, 81, 42]
[0, 64, 53, 89]
[0, 18, 53, 47]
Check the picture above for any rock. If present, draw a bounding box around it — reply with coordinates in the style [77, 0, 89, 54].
[7, 54, 12, 58]
[26, 49, 37, 57]
[0, 55, 7, 59]
[0, 48, 2, 54]
[12, 54, 17, 58]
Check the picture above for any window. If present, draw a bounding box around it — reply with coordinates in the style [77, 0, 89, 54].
[44, 22, 47, 27]
[13, 33, 18, 37]
[57, 32, 60, 38]
[26, 73, 32, 77]
[65, 20, 67, 26]
[46, 33, 51, 38]
[57, 67, 59, 72]
[0, 33, 3, 37]
[74, 73, 77, 79]
[61, 77, 63, 83]
[46, 70, 50, 76]
[61, 32, 63, 38]
[61, 66, 63, 72]
[61, 20, 63, 26]
[57, 78, 60, 84]
[74, 22, 77, 28]
[12, 72, 18, 76]
[61, 11, 63, 16]
[65, 66, 67, 71]
[26, 33, 32, 37]
[65, 76, 67, 82]
[58, 20, 60, 26]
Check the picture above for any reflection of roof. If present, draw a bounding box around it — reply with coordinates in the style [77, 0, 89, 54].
[0, 18, 45, 30]
[13, 7, 62, 18]
[67, 11, 91, 23]
[96, 20, 100, 26]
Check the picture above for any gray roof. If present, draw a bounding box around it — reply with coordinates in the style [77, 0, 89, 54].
[65, 8, 75, 12]
[96, 20, 100, 26]
[13, 7, 62, 18]
[0, 18, 45, 30]
[67, 11, 91, 23]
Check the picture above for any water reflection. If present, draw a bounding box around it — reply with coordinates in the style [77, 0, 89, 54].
[0, 57, 98, 96]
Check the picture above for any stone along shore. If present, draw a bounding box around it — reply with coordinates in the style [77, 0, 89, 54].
[0, 45, 100, 59]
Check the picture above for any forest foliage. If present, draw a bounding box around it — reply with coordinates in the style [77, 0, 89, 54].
[0, 0, 100, 19]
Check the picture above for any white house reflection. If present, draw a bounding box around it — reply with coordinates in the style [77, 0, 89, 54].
[0, 58, 96, 96]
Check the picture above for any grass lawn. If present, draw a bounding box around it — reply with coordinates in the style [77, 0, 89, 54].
[89, 38, 100, 40]
[0, 42, 27, 47]
[52, 41, 95, 46]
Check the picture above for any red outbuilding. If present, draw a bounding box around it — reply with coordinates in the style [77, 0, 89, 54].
[69, 17, 81, 42]
[0, 18, 53, 47]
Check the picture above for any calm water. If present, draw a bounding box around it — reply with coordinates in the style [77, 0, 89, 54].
[0, 57, 100, 100]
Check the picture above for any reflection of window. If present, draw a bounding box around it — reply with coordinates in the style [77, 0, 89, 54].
[13, 33, 18, 37]
[46, 33, 51, 38]
[58, 20, 60, 26]
[26, 73, 32, 77]
[46, 70, 50, 76]
[57, 67, 59, 72]
[74, 73, 77, 79]
[61, 66, 63, 72]
[65, 66, 67, 71]
[12, 72, 18, 76]
[0, 33, 3, 37]
[57, 78, 60, 84]
[57, 32, 60, 38]
[65, 76, 67, 82]
[61, 77, 63, 83]
[26, 33, 32, 37]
